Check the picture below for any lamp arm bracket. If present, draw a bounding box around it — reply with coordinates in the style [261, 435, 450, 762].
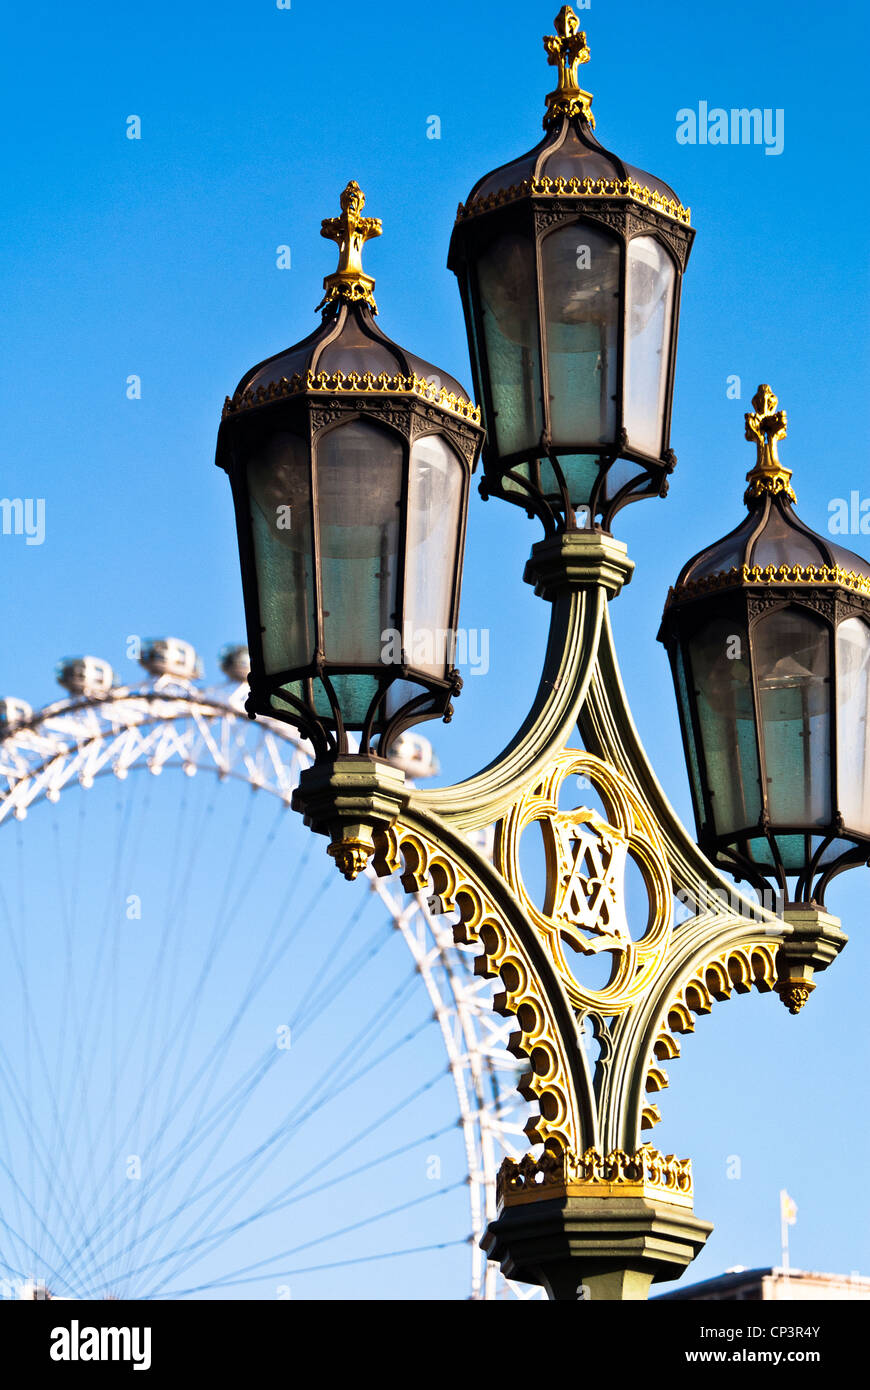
[414, 531, 632, 831]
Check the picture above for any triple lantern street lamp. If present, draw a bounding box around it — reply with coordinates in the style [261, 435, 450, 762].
[216, 9, 869, 1300]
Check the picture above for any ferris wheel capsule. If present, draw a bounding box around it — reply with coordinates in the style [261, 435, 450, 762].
[139, 638, 203, 680]
[56, 657, 116, 697]
[218, 644, 251, 682]
[386, 732, 440, 779]
[0, 697, 33, 733]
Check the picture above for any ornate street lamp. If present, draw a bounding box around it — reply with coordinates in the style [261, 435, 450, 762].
[659, 386, 870, 909]
[216, 14, 862, 1301]
[216, 182, 484, 767]
[448, 7, 694, 532]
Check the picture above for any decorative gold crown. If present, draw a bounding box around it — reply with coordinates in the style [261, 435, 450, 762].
[543, 7, 595, 129]
[744, 384, 796, 505]
[317, 181, 382, 313]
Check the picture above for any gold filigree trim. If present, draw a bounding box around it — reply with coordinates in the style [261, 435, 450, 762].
[641, 942, 778, 1130]
[222, 370, 482, 426]
[497, 1144, 694, 1210]
[496, 750, 673, 1015]
[543, 7, 595, 129]
[667, 562, 870, 606]
[744, 384, 796, 505]
[457, 175, 691, 226]
[372, 823, 582, 1152]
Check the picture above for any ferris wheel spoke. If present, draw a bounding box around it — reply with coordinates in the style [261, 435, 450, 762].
[147, 1180, 469, 1300]
[0, 870, 93, 1282]
[114, 971, 432, 1296]
[153, 1239, 471, 1300]
[93, 1093, 455, 1294]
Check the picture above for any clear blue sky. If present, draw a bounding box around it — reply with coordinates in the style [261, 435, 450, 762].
[1, 0, 868, 1297]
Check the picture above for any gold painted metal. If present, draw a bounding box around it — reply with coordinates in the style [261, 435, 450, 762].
[744, 383, 796, 504]
[456, 174, 691, 226]
[317, 180, 382, 313]
[326, 835, 372, 882]
[666, 561, 870, 605]
[496, 749, 672, 1014]
[497, 1145, 694, 1210]
[642, 941, 779, 1124]
[222, 368, 482, 426]
[373, 820, 585, 1152]
[543, 6, 595, 129]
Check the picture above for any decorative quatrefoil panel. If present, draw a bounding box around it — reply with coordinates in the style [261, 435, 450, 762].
[495, 749, 673, 1012]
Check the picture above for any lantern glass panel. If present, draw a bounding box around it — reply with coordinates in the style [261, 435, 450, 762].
[837, 617, 870, 832]
[689, 617, 761, 836]
[477, 232, 544, 457]
[674, 645, 705, 814]
[404, 435, 464, 677]
[624, 237, 674, 457]
[248, 431, 316, 676]
[754, 607, 831, 825]
[316, 419, 402, 665]
[541, 222, 619, 446]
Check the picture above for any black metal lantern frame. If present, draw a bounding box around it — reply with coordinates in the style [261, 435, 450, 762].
[217, 381, 482, 761]
[450, 191, 693, 535]
[660, 580, 870, 905]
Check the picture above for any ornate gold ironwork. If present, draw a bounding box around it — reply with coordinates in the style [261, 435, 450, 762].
[497, 1145, 694, 1210]
[222, 368, 482, 426]
[496, 750, 672, 1013]
[317, 181, 382, 313]
[666, 562, 870, 605]
[543, 7, 595, 129]
[744, 383, 796, 504]
[326, 835, 372, 882]
[372, 821, 585, 1152]
[642, 941, 779, 1126]
[776, 981, 813, 1014]
[456, 174, 691, 226]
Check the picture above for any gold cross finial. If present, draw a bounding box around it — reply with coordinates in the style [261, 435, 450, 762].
[317, 181, 382, 314]
[543, 8, 595, 129]
[744, 384, 796, 505]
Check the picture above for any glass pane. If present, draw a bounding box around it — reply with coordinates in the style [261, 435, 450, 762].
[675, 645, 705, 817]
[689, 618, 761, 836]
[404, 436, 464, 678]
[624, 236, 675, 457]
[248, 433, 315, 676]
[755, 607, 831, 826]
[476, 232, 544, 457]
[836, 618, 870, 832]
[555, 454, 599, 502]
[317, 420, 402, 666]
[541, 222, 619, 446]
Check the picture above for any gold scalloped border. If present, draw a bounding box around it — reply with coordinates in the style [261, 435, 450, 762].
[222, 369, 482, 426]
[497, 1143, 693, 1209]
[457, 174, 691, 226]
[372, 823, 582, 1153]
[640, 942, 778, 1130]
[668, 562, 870, 606]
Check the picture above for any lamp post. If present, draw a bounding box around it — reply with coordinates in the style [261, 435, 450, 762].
[216, 11, 866, 1299]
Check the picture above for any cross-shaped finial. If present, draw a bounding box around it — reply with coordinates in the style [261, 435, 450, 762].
[317, 181, 383, 314]
[543, 8, 595, 129]
[744, 384, 796, 505]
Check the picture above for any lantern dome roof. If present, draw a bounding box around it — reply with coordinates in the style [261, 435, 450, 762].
[454, 10, 690, 228]
[667, 385, 870, 605]
[223, 182, 478, 426]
